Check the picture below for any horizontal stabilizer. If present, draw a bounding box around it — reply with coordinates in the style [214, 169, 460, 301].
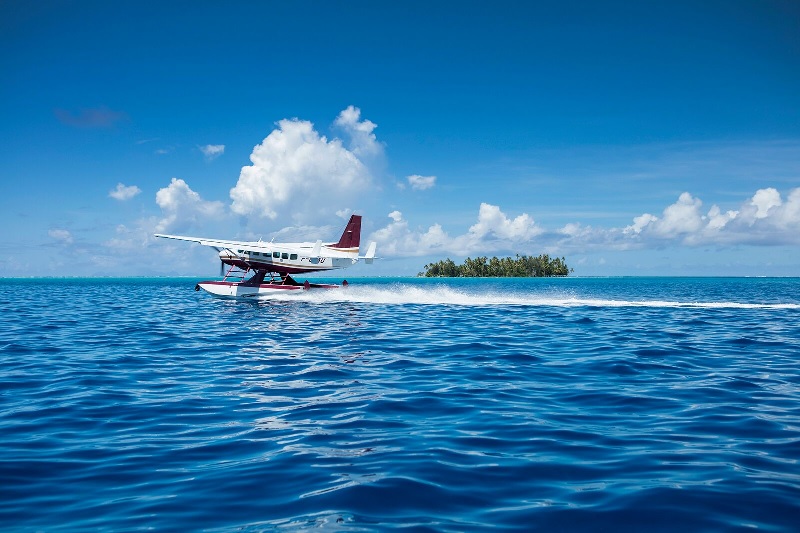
[364, 241, 377, 264]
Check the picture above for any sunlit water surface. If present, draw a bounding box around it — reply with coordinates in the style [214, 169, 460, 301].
[1, 277, 799, 531]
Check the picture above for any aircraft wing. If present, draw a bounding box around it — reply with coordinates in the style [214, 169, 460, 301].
[154, 233, 321, 253]
[154, 233, 250, 250]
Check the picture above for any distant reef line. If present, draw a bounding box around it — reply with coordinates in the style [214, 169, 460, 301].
[419, 254, 573, 278]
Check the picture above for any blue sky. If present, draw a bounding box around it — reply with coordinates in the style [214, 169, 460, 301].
[2, 1, 799, 277]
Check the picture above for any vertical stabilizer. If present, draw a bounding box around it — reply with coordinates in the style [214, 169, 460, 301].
[332, 215, 362, 249]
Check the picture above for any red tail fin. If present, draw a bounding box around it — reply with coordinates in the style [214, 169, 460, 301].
[332, 215, 361, 249]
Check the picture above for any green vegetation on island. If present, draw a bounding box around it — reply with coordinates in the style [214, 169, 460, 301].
[419, 254, 573, 277]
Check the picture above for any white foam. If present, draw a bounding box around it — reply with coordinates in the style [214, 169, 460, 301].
[253, 283, 800, 310]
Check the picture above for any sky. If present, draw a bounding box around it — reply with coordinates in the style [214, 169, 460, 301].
[1, 0, 799, 277]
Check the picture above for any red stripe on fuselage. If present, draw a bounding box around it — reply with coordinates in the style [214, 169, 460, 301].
[220, 260, 337, 275]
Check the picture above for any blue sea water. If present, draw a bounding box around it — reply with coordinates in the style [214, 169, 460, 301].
[1, 277, 799, 532]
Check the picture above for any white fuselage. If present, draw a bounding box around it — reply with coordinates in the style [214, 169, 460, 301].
[220, 243, 358, 275]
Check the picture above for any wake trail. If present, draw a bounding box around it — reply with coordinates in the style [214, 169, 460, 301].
[255, 284, 800, 310]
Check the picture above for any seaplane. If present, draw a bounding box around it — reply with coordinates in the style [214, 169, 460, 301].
[154, 214, 376, 298]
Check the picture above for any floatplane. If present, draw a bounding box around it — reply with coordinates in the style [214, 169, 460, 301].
[155, 215, 376, 298]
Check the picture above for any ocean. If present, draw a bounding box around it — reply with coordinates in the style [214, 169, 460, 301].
[1, 277, 799, 531]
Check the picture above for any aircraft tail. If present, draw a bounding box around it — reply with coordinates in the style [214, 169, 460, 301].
[331, 214, 361, 250]
[364, 241, 377, 264]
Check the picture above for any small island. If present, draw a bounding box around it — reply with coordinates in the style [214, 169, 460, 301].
[419, 254, 573, 277]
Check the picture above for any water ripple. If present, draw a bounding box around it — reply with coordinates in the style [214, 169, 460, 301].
[1, 277, 799, 531]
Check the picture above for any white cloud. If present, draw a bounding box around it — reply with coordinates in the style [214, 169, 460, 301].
[48, 228, 73, 244]
[155, 178, 225, 233]
[334, 105, 383, 159]
[407, 174, 436, 190]
[705, 205, 738, 231]
[370, 211, 450, 256]
[624, 213, 657, 235]
[200, 144, 225, 160]
[466, 203, 541, 242]
[620, 188, 800, 247]
[109, 182, 141, 201]
[737, 187, 800, 240]
[370, 204, 542, 257]
[369, 188, 800, 260]
[775, 188, 800, 229]
[653, 192, 705, 237]
[750, 187, 781, 219]
[229, 110, 376, 224]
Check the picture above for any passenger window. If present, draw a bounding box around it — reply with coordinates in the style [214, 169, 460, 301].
[290, 254, 298, 260]
[281, 253, 289, 259]
[273, 252, 280, 258]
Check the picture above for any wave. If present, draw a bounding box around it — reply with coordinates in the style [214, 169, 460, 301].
[256, 283, 800, 309]
[4, 277, 799, 531]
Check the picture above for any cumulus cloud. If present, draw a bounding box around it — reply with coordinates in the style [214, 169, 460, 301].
[466, 203, 541, 242]
[370, 204, 542, 256]
[369, 188, 800, 259]
[655, 192, 705, 236]
[109, 183, 141, 201]
[749, 188, 781, 219]
[775, 188, 800, 229]
[229, 109, 378, 224]
[48, 229, 73, 244]
[407, 175, 436, 190]
[620, 187, 800, 247]
[624, 213, 658, 235]
[200, 144, 225, 160]
[155, 178, 225, 233]
[705, 205, 738, 231]
[370, 211, 450, 256]
[334, 105, 383, 159]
